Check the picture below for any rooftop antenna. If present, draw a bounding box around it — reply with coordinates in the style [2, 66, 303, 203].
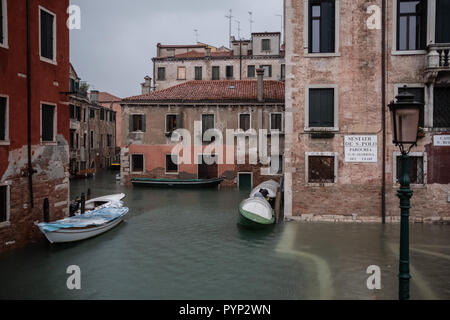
[225, 9, 233, 47]
[275, 14, 283, 40]
[194, 29, 199, 43]
[235, 20, 241, 40]
[248, 11, 254, 37]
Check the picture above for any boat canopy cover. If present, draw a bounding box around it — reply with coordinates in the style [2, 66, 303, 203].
[38, 207, 129, 232]
[250, 180, 280, 199]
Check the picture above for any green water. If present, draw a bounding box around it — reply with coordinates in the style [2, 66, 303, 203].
[0, 171, 449, 300]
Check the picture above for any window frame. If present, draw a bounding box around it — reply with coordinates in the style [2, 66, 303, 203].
[195, 66, 203, 80]
[247, 65, 256, 78]
[157, 67, 166, 81]
[0, 94, 10, 145]
[238, 112, 252, 132]
[0, 182, 11, 228]
[304, 0, 340, 57]
[305, 85, 339, 132]
[40, 102, 57, 144]
[392, 151, 427, 186]
[38, 6, 57, 65]
[130, 113, 145, 133]
[260, 65, 272, 78]
[177, 66, 186, 80]
[269, 154, 284, 176]
[226, 65, 234, 79]
[165, 113, 179, 134]
[212, 66, 220, 80]
[305, 152, 339, 186]
[201, 113, 215, 141]
[0, 0, 9, 49]
[261, 39, 271, 51]
[270, 112, 284, 133]
[165, 154, 179, 174]
[130, 154, 145, 173]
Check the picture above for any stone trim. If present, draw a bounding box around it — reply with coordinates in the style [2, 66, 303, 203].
[286, 214, 450, 224]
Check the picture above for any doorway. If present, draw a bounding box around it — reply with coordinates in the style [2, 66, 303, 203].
[198, 154, 218, 179]
[238, 172, 253, 190]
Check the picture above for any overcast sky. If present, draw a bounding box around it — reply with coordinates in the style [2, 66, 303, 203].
[69, 0, 283, 98]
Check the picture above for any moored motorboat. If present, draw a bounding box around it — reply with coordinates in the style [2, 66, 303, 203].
[238, 198, 275, 228]
[74, 193, 125, 215]
[249, 180, 280, 199]
[132, 177, 224, 188]
[37, 207, 129, 244]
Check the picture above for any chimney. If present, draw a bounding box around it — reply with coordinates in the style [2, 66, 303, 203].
[205, 48, 211, 57]
[141, 76, 152, 95]
[90, 90, 99, 102]
[256, 68, 265, 102]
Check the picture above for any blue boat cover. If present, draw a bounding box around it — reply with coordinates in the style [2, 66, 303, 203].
[38, 207, 129, 232]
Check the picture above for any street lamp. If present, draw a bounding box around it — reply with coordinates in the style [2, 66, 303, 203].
[388, 90, 423, 300]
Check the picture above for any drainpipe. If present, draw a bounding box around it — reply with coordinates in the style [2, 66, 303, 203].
[381, 0, 387, 224]
[26, 0, 35, 208]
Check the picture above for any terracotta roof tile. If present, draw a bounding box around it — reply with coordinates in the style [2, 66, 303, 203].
[123, 80, 285, 103]
[97, 92, 121, 102]
[173, 50, 233, 59]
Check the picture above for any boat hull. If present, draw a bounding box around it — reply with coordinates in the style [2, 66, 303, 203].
[238, 199, 275, 228]
[132, 178, 224, 188]
[42, 216, 125, 244]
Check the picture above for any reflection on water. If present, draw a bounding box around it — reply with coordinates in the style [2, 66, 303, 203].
[0, 171, 449, 300]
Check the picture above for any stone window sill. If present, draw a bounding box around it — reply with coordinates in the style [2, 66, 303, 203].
[304, 52, 341, 58]
[391, 50, 427, 56]
[0, 221, 11, 229]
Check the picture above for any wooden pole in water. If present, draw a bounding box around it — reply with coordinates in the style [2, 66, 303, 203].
[275, 191, 281, 223]
[81, 193, 86, 214]
[87, 188, 91, 200]
[43, 198, 49, 223]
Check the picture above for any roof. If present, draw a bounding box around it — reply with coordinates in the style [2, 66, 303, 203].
[97, 92, 121, 102]
[157, 44, 207, 49]
[172, 50, 233, 59]
[123, 80, 285, 103]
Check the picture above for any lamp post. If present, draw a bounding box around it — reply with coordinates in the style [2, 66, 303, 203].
[388, 90, 423, 300]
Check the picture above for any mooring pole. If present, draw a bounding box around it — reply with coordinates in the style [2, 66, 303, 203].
[87, 188, 91, 200]
[43, 198, 49, 223]
[81, 193, 86, 215]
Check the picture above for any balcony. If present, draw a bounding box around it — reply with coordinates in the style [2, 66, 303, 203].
[425, 44, 450, 84]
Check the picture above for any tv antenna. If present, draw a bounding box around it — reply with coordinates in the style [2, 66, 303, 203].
[248, 11, 254, 36]
[194, 29, 199, 43]
[225, 9, 233, 46]
[235, 20, 241, 40]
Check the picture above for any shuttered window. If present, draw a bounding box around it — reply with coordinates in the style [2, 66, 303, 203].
[100, 109, 105, 120]
[398, 87, 425, 127]
[309, 88, 335, 128]
[157, 67, 166, 80]
[262, 39, 271, 51]
[130, 114, 146, 132]
[131, 155, 144, 172]
[195, 67, 202, 80]
[248, 65, 255, 78]
[0, 96, 6, 141]
[0, 185, 7, 223]
[212, 66, 220, 80]
[41, 104, 55, 142]
[436, 0, 450, 43]
[271, 113, 283, 131]
[260, 65, 272, 77]
[239, 114, 251, 131]
[309, 0, 335, 53]
[40, 9, 55, 61]
[226, 66, 234, 79]
[166, 114, 180, 133]
[397, 0, 427, 51]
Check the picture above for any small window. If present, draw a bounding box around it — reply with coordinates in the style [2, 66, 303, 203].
[157, 67, 166, 81]
[248, 65, 256, 78]
[212, 66, 220, 80]
[0, 96, 8, 141]
[436, 0, 450, 43]
[166, 114, 178, 133]
[131, 154, 144, 172]
[262, 39, 271, 51]
[166, 154, 178, 173]
[76, 106, 81, 121]
[195, 67, 202, 80]
[271, 113, 283, 132]
[309, 0, 336, 53]
[260, 65, 272, 78]
[202, 114, 214, 139]
[130, 114, 146, 132]
[308, 155, 335, 183]
[226, 66, 234, 79]
[397, 0, 427, 51]
[90, 108, 95, 119]
[41, 104, 55, 142]
[396, 155, 424, 184]
[83, 133, 86, 148]
[0, 185, 8, 224]
[270, 155, 283, 175]
[69, 104, 75, 119]
[0, 0, 8, 48]
[100, 109, 105, 120]
[309, 88, 335, 128]
[281, 64, 286, 80]
[40, 7, 56, 62]
[177, 67, 186, 80]
[107, 134, 112, 147]
[76, 133, 79, 149]
[239, 114, 251, 131]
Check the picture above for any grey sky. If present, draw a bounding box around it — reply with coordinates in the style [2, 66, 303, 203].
[69, 0, 283, 98]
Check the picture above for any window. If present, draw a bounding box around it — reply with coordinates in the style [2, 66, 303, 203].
[202, 114, 214, 140]
[0, 185, 9, 224]
[130, 114, 146, 132]
[90, 108, 95, 119]
[239, 114, 251, 131]
[262, 39, 271, 51]
[1, 0, 8, 48]
[166, 154, 178, 173]
[100, 109, 105, 120]
[436, 0, 450, 43]
[131, 154, 144, 172]
[76, 133, 79, 149]
[226, 66, 234, 79]
[308, 155, 336, 183]
[41, 104, 55, 142]
[0, 96, 8, 142]
[195, 67, 202, 80]
[166, 114, 179, 134]
[281, 64, 286, 80]
[177, 67, 186, 80]
[308, 88, 335, 128]
[83, 133, 86, 148]
[397, 0, 427, 51]
[90, 131, 94, 149]
[107, 134, 111, 147]
[39, 7, 56, 62]
[398, 87, 425, 127]
[69, 104, 75, 119]
[433, 87, 450, 128]
[270, 155, 283, 175]
[70, 129, 75, 149]
[270, 113, 283, 132]
[157, 67, 166, 81]
[248, 65, 256, 78]
[76, 106, 81, 121]
[396, 155, 424, 184]
[212, 66, 220, 80]
[260, 65, 272, 77]
[309, 0, 336, 53]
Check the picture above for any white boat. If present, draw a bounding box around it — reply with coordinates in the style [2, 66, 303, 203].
[238, 198, 275, 227]
[249, 180, 280, 199]
[76, 193, 125, 215]
[38, 207, 129, 244]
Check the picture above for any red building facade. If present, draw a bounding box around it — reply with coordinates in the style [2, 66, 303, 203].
[0, 0, 70, 252]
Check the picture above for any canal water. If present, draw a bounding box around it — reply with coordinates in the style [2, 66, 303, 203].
[1, 171, 449, 300]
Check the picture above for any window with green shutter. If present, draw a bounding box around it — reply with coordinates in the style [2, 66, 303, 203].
[212, 66, 220, 80]
[158, 67, 166, 80]
[40, 8, 55, 60]
[309, 88, 334, 128]
[262, 39, 271, 51]
[195, 67, 202, 80]
[247, 65, 255, 78]
[130, 114, 146, 132]
[41, 104, 55, 142]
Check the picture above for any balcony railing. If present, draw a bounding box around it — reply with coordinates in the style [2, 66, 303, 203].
[425, 44, 450, 83]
